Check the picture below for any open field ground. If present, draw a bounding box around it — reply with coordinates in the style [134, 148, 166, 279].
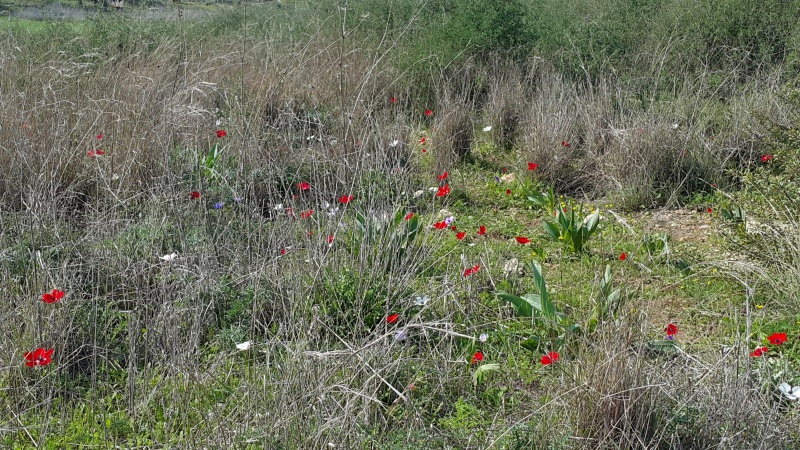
[0, 1, 799, 448]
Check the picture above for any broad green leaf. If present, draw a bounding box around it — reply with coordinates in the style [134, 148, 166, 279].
[530, 261, 556, 317]
[497, 292, 535, 317]
[520, 336, 541, 352]
[543, 221, 560, 240]
[472, 363, 501, 386]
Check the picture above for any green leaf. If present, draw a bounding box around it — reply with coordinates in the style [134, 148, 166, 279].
[530, 261, 555, 317]
[584, 208, 600, 233]
[520, 336, 540, 352]
[472, 363, 501, 386]
[543, 221, 560, 240]
[497, 292, 535, 317]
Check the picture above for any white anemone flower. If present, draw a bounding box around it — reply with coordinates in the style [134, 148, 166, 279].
[413, 296, 430, 306]
[235, 341, 252, 351]
[778, 382, 800, 400]
[479, 333, 489, 343]
[482, 126, 492, 132]
[159, 252, 178, 261]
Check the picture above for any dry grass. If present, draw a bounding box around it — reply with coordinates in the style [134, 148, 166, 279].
[0, 6, 797, 448]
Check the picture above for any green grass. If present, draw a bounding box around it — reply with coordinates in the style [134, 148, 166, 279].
[0, 3, 798, 448]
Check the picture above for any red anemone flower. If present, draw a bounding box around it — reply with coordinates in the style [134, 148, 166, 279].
[463, 265, 481, 277]
[471, 351, 484, 364]
[300, 210, 313, 219]
[215, 130, 227, 138]
[297, 181, 310, 191]
[436, 185, 450, 197]
[390, 96, 396, 104]
[87, 150, 105, 157]
[327, 235, 335, 244]
[561, 141, 570, 147]
[437, 171, 448, 180]
[761, 154, 774, 163]
[42, 289, 64, 303]
[707, 207, 713, 213]
[404, 213, 415, 221]
[541, 351, 559, 365]
[527, 162, 538, 171]
[190, 191, 201, 199]
[619, 252, 627, 261]
[505, 189, 511, 195]
[665, 323, 678, 336]
[419, 137, 427, 144]
[425, 109, 433, 117]
[339, 195, 354, 204]
[768, 332, 787, 346]
[25, 348, 54, 367]
[515, 236, 531, 245]
[422, 148, 427, 153]
[456, 232, 466, 241]
[434, 221, 448, 230]
[751, 346, 768, 357]
[478, 225, 486, 236]
[280, 248, 287, 255]
[96, 134, 103, 140]
[451, 225, 457, 231]
[387, 314, 399, 324]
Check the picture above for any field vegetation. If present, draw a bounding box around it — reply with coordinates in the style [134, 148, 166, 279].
[0, 0, 799, 448]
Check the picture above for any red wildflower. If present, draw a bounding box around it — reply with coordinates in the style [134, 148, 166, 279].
[87, 150, 105, 157]
[190, 191, 201, 199]
[515, 236, 531, 245]
[456, 232, 466, 240]
[506, 189, 511, 195]
[665, 323, 678, 337]
[463, 265, 481, 277]
[751, 346, 768, 357]
[419, 137, 427, 144]
[619, 252, 627, 261]
[707, 207, 713, 213]
[280, 248, 287, 255]
[25, 348, 54, 367]
[434, 221, 448, 230]
[436, 185, 450, 197]
[296, 181, 310, 191]
[761, 154, 774, 162]
[387, 314, 399, 324]
[527, 162, 538, 171]
[404, 213, 415, 221]
[327, 235, 335, 244]
[42, 289, 64, 304]
[422, 148, 427, 153]
[768, 332, 787, 346]
[425, 109, 433, 117]
[437, 171, 448, 180]
[451, 225, 457, 231]
[471, 351, 484, 364]
[215, 130, 227, 138]
[96, 134, 103, 140]
[478, 225, 486, 236]
[561, 141, 570, 147]
[300, 210, 313, 219]
[390, 96, 396, 104]
[339, 195, 354, 204]
[540, 351, 559, 365]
